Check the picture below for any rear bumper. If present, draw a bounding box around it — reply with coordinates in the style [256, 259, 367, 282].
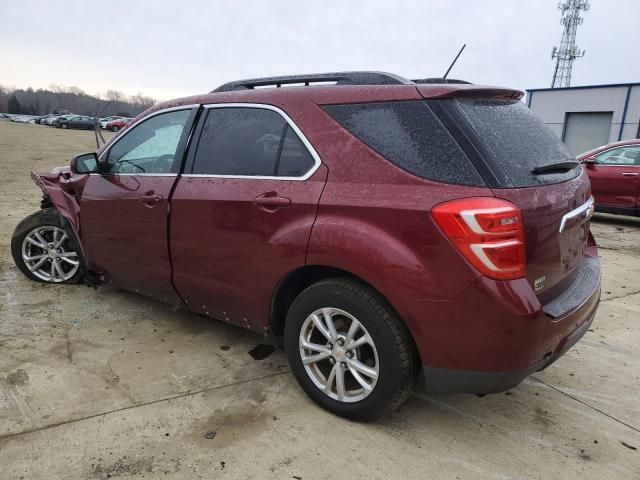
[398, 247, 601, 395]
[420, 298, 597, 394]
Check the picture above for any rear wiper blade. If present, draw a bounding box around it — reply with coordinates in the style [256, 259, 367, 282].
[532, 160, 579, 175]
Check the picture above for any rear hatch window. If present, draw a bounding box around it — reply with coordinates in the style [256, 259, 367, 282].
[323, 101, 486, 186]
[447, 99, 580, 188]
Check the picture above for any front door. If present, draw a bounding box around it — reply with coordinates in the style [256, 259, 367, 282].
[170, 105, 327, 330]
[80, 107, 196, 303]
[587, 145, 640, 209]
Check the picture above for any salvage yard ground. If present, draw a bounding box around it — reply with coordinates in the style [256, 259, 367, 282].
[0, 121, 638, 479]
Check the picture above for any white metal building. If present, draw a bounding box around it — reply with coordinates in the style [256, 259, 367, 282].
[526, 83, 640, 155]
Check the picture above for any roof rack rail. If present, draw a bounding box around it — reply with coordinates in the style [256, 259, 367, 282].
[412, 78, 472, 84]
[212, 71, 413, 93]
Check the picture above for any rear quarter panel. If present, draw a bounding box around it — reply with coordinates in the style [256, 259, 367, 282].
[303, 111, 493, 315]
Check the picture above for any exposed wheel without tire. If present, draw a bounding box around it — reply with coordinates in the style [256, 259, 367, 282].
[284, 278, 418, 421]
[11, 209, 84, 284]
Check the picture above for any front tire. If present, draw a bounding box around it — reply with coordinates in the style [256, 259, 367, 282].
[11, 209, 84, 284]
[112, 126, 119, 132]
[284, 278, 418, 421]
[61, 123, 68, 129]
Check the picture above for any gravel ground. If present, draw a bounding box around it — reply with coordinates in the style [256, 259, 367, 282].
[0, 122, 638, 479]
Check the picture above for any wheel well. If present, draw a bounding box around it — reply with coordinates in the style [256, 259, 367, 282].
[269, 265, 366, 336]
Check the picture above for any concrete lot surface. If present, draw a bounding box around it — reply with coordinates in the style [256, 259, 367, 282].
[0, 122, 638, 479]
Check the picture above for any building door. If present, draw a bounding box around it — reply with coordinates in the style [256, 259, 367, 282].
[563, 112, 613, 155]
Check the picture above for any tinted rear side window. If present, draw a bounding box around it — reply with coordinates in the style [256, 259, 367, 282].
[193, 108, 285, 176]
[451, 99, 579, 187]
[277, 126, 316, 177]
[323, 101, 485, 186]
[192, 107, 316, 177]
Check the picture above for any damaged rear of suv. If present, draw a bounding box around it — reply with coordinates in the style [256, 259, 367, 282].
[12, 72, 600, 420]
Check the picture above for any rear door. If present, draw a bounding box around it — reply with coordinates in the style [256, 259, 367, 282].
[80, 107, 196, 303]
[170, 104, 327, 330]
[586, 145, 640, 209]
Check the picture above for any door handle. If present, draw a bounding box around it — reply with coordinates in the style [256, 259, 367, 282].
[140, 191, 163, 207]
[621, 172, 639, 176]
[254, 192, 291, 211]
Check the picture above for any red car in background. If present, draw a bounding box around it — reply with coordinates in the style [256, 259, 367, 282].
[106, 118, 132, 132]
[578, 139, 640, 216]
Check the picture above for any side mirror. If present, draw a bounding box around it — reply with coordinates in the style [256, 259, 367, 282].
[70, 152, 99, 174]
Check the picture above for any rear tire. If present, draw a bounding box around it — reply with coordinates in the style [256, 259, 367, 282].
[11, 209, 85, 284]
[284, 278, 418, 421]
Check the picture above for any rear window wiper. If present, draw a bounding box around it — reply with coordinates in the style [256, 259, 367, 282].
[532, 160, 579, 175]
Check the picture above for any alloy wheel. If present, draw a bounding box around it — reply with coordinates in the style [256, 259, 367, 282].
[299, 307, 379, 403]
[21, 226, 79, 282]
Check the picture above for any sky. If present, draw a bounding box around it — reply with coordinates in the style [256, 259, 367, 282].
[1, 0, 639, 101]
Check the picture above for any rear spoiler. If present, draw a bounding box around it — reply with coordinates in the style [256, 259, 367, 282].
[416, 84, 524, 101]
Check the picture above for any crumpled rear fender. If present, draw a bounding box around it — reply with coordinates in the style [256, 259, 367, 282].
[31, 170, 81, 233]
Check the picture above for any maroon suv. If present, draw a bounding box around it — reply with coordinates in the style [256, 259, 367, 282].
[12, 72, 600, 420]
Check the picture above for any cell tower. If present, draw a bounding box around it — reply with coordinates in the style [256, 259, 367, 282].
[551, 0, 590, 88]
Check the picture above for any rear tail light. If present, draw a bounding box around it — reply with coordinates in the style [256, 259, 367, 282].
[432, 197, 525, 280]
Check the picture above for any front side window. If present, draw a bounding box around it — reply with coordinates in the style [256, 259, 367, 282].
[192, 107, 316, 177]
[595, 146, 640, 166]
[104, 109, 191, 174]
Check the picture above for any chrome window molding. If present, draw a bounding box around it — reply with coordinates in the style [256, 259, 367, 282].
[95, 102, 323, 181]
[98, 104, 200, 164]
[185, 103, 322, 181]
[89, 173, 178, 177]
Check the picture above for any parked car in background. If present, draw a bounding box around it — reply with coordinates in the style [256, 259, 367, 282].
[50, 115, 73, 127]
[36, 114, 58, 125]
[12, 71, 601, 420]
[100, 116, 124, 129]
[106, 118, 131, 132]
[9, 114, 38, 124]
[578, 139, 640, 216]
[54, 115, 96, 130]
[42, 115, 67, 126]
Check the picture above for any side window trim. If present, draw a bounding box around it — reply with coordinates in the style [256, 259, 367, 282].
[182, 103, 322, 181]
[97, 105, 199, 176]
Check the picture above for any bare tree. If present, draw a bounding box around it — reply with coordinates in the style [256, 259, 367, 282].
[0, 84, 156, 116]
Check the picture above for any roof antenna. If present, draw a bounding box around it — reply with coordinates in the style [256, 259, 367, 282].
[442, 44, 467, 81]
